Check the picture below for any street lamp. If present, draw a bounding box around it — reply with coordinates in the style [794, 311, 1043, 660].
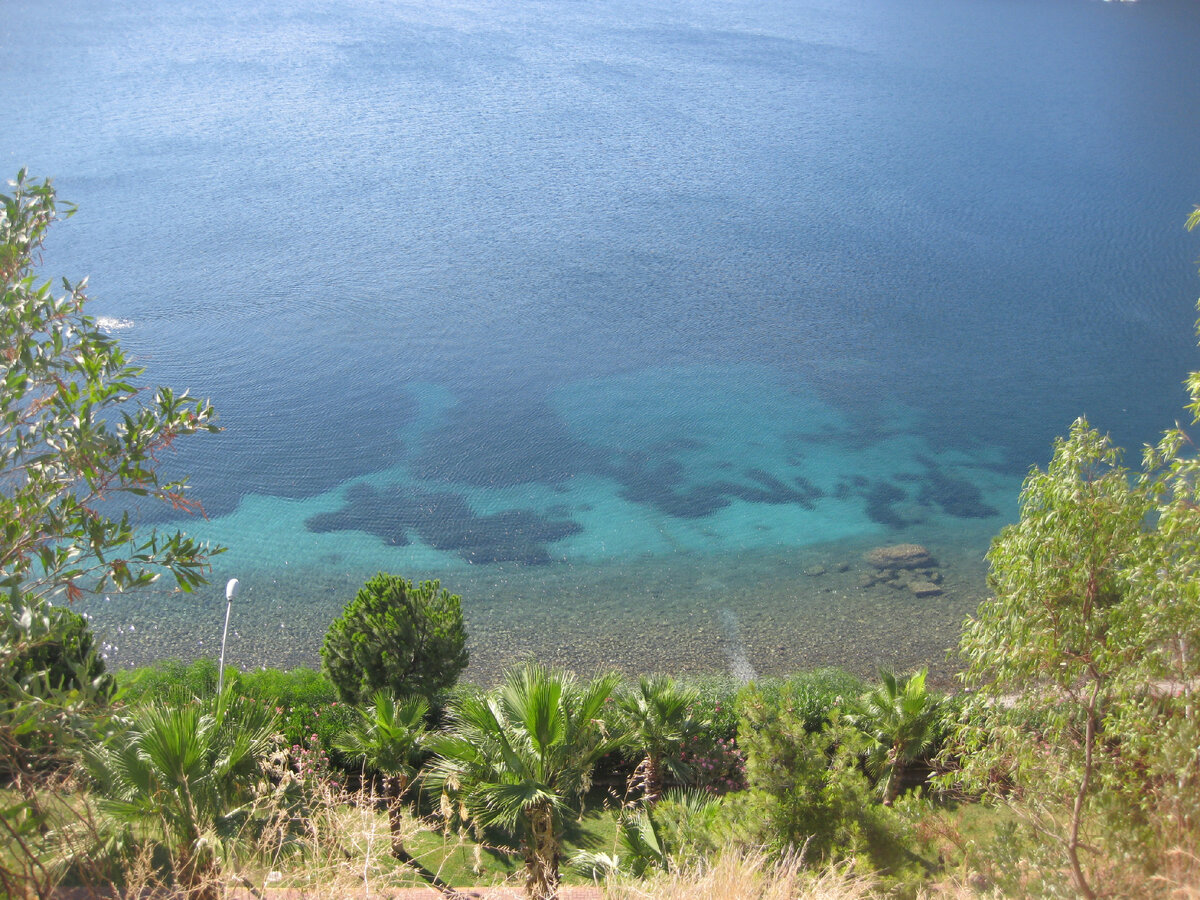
[217, 578, 240, 696]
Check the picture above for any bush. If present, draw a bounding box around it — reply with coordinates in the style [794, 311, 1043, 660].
[726, 683, 905, 870]
[676, 675, 744, 794]
[117, 661, 367, 775]
[321, 573, 468, 704]
[239, 665, 337, 708]
[5, 604, 113, 699]
[117, 657, 219, 704]
[0, 599, 115, 780]
[742, 669, 866, 734]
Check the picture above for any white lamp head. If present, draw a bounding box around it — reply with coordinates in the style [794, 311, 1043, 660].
[226, 578, 240, 602]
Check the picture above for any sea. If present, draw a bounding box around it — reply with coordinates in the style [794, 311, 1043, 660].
[3, 0, 1200, 685]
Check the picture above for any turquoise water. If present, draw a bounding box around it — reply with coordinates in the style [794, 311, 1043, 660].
[3, 0, 1200, 681]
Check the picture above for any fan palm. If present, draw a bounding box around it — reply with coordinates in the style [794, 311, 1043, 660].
[428, 662, 626, 900]
[616, 674, 700, 805]
[845, 668, 940, 806]
[83, 686, 278, 899]
[333, 689, 429, 859]
[571, 787, 721, 880]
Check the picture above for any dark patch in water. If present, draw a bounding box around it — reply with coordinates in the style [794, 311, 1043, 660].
[793, 475, 824, 501]
[787, 422, 903, 452]
[604, 456, 824, 519]
[914, 455, 999, 519]
[862, 481, 913, 529]
[136, 389, 418, 521]
[411, 399, 603, 488]
[608, 453, 687, 506]
[306, 483, 582, 565]
[652, 436, 706, 453]
[654, 483, 733, 519]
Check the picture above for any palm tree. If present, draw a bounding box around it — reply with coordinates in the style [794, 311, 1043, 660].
[83, 686, 278, 900]
[571, 787, 721, 880]
[616, 675, 700, 805]
[333, 689, 429, 860]
[845, 668, 940, 806]
[428, 662, 626, 900]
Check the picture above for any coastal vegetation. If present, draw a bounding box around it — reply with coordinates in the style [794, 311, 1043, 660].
[4, 180, 1200, 896]
[320, 572, 468, 704]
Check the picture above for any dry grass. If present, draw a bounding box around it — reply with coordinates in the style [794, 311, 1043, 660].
[598, 848, 1008, 900]
[603, 849, 878, 900]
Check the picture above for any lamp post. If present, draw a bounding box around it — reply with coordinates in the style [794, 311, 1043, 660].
[217, 578, 240, 696]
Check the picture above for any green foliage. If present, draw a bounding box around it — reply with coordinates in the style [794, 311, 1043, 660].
[0, 598, 114, 783]
[321, 573, 468, 704]
[83, 685, 279, 897]
[334, 690, 429, 783]
[670, 675, 744, 794]
[117, 657, 220, 704]
[276, 700, 356, 767]
[679, 674, 741, 742]
[616, 675, 701, 803]
[334, 690, 431, 859]
[5, 604, 112, 698]
[1, 174, 221, 889]
[743, 668, 867, 734]
[238, 666, 356, 764]
[728, 684, 904, 870]
[950, 419, 1182, 897]
[429, 662, 626, 900]
[574, 788, 724, 879]
[238, 665, 338, 708]
[1, 171, 221, 607]
[846, 669, 941, 806]
[948, 284, 1200, 896]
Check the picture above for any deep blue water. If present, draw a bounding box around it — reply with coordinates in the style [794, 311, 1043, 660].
[4, 0, 1200, 680]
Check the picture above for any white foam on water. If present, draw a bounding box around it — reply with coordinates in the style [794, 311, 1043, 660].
[95, 316, 134, 332]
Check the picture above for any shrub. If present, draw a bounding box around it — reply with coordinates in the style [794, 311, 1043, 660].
[683, 675, 741, 743]
[0, 599, 115, 781]
[674, 675, 744, 794]
[726, 684, 904, 870]
[117, 657, 219, 704]
[4, 603, 113, 699]
[743, 668, 866, 734]
[239, 665, 337, 708]
[321, 573, 468, 704]
[83, 686, 280, 897]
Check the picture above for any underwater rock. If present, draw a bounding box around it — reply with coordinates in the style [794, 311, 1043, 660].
[865, 544, 936, 570]
[908, 580, 943, 598]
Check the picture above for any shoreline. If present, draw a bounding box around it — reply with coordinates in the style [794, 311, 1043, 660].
[81, 529, 994, 690]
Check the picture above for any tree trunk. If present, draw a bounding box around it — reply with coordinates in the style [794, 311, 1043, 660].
[882, 744, 903, 807]
[177, 843, 220, 900]
[629, 753, 664, 806]
[644, 753, 664, 805]
[1066, 681, 1100, 900]
[524, 802, 560, 900]
[386, 773, 410, 860]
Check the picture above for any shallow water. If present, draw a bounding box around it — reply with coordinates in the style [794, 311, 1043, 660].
[4, 0, 1200, 680]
